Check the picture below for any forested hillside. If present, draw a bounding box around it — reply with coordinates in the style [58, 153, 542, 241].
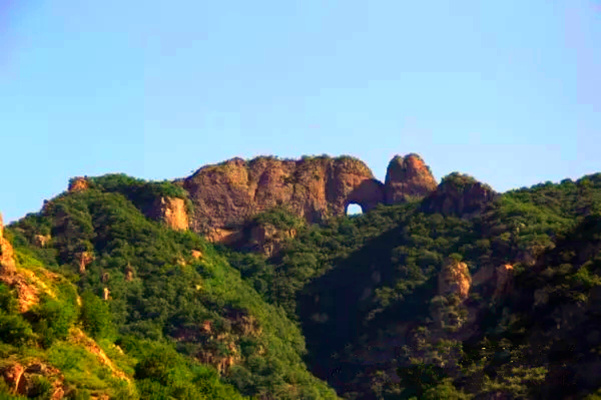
[229, 173, 601, 399]
[3, 166, 601, 399]
[1, 175, 336, 399]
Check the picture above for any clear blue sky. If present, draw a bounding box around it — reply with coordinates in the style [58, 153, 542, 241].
[1, 1, 600, 222]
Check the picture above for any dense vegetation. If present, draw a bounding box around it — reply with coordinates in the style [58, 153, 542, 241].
[228, 173, 601, 399]
[4, 171, 601, 399]
[2, 175, 336, 399]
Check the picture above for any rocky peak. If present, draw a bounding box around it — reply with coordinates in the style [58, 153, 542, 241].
[68, 177, 89, 192]
[385, 153, 437, 204]
[0, 212, 16, 276]
[423, 172, 498, 217]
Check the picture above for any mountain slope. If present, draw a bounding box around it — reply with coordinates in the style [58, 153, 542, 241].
[2, 175, 337, 399]
[228, 172, 601, 399]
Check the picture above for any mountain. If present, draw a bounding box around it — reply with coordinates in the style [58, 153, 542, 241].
[2, 154, 601, 399]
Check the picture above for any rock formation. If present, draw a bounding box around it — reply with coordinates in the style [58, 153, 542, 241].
[471, 263, 515, 300]
[246, 223, 298, 257]
[493, 263, 513, 299]
[1, 362, 65, 399]
[385, 153, 437, 204]
[149, 197, 189, 231]
[59, 154, 440, 247]
[76, 251, 94, 274]
[183, 156, 385, 233]
[438, 259, 472, 301]
[33, 234, 51, 248]
[125, 263, 135, 281]
[0, 213, 16, 276]
[68, 177, 89, 192]
[423, 172, 498, 217]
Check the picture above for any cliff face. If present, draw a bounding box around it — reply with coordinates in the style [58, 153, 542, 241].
[149, 197, 189, 231]
[183, 156, 385, 233]
[385, 154, 437, 204]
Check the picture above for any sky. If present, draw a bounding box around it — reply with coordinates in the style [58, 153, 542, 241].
[1, 0, 600, 222]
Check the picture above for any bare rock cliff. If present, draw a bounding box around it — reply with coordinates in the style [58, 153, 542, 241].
[148, 197, 189, 231]
[183, 156, 385, 233]
[385, 153, 437, 204]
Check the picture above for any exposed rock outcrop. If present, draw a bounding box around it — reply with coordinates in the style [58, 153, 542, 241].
[423, 172, 498, 217]
[385, 154, 437, 204]
[149, 197, 189, 231]
[471, 263, 514, 300]
[76, 251, 94, 274]
[1, 361, 65, 399]
[183, 156, 385, 235]
[494, 263, 514, 298]
[0, 213, 16, 275]
[438, 259, 472, 301]
[246, 223, 298, 257]
[68, 177, 89, 192]
[124, 263, 135, 281]
[205, 228, 244, 245]
[33, 234, 51, 248]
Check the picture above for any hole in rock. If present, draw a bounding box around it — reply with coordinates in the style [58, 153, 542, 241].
[346, 203, 363, 216]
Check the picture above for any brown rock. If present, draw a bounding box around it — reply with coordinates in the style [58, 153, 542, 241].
[246, 222, 299, 257]
[68, 177, 89, 192]
[2, 363, 25, 394]
[471, 263, 514, 300]
[183, 155, 385, 235]
[471, 265, 494, 287]
[423, 173, 497, 217]
[0, 213, 16, 276]
[33, 234, 51, 248]
[13, 279, 40, 313]
[493, 264, 513, 299]
[205, 228, 244, 245]
[384, 154, 437, 204]
[150, 197, 189, 231]
[1, 362, 65, 399]
[438, 259, 472, 301]
[125, 263, 134, 281]
[76, 251, 94, 274]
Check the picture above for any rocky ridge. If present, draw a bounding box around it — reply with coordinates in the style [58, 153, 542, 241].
[183, 154, 438, 239]
[60, 155, 500, 249]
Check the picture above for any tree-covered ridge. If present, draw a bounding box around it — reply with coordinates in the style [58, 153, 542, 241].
[5, 169, 601, 399]
[3, 179, 337, 399]
[227, 172, 601, 399]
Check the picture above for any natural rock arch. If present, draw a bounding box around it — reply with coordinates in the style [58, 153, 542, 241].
[345, 203, 363, 215]
[181, 154, 437, 244]
[343, 178, 385, 215]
